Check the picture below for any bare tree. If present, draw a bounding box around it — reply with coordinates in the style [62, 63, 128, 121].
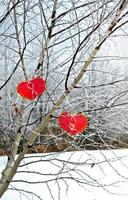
[0, 0, 128, 198]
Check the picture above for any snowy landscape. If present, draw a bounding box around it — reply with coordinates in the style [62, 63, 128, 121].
[0, 0, 128, 199]
[1, 149, 128, 200]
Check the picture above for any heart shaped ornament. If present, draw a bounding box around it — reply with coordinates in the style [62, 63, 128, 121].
[16, 77, 46, 100]
[58, 112, 88, 135]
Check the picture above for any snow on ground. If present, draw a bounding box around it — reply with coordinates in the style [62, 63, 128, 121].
[1, 149, 128, 200]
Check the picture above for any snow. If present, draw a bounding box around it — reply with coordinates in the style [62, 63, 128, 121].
[1, 149, 128, 200]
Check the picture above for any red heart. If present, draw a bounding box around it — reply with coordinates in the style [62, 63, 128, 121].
[16, 77, 46, 100]
[57, 112, 88, 135]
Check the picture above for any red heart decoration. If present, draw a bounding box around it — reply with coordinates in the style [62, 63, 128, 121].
[16, 77, 46, 100]
[57, 112, 88, 135]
